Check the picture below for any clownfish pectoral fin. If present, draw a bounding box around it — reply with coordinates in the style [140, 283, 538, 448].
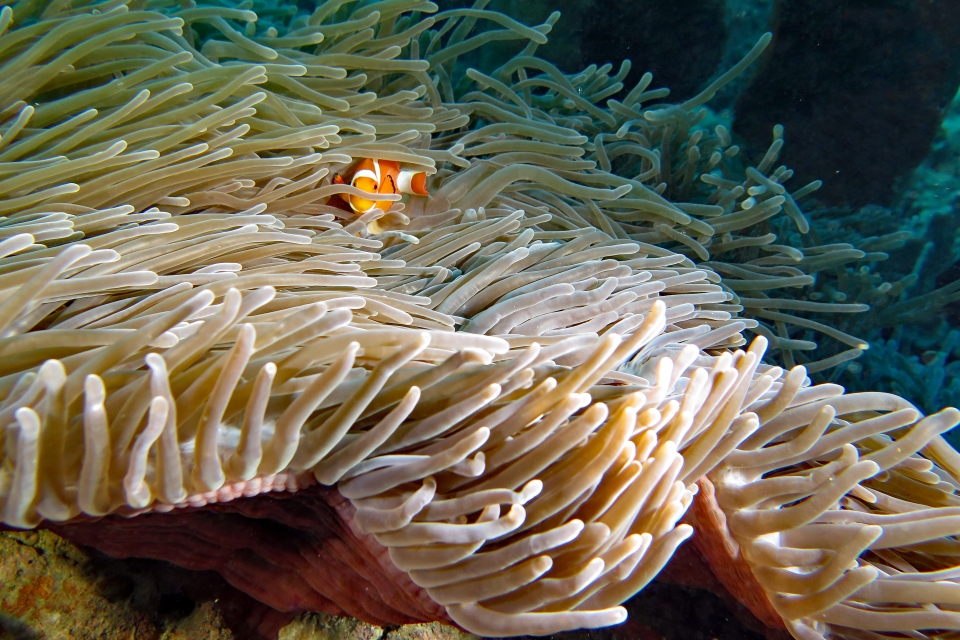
[397, 169, 429, 196]
[379, 174, 397, 196]
[333, 173, 345, 185]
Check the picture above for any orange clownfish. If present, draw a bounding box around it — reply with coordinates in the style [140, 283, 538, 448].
[330, 158, 429, 214]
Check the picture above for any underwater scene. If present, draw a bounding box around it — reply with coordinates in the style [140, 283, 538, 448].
[4, 0, 960, 639]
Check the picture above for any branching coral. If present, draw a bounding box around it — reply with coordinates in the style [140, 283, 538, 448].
[1, 1, 960, 639]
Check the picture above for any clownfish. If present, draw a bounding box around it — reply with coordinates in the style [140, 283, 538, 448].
[330, 158, 429, 214]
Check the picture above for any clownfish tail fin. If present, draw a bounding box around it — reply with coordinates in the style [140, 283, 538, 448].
[397, 169, 429, 196]
[410, 171, 428, 196]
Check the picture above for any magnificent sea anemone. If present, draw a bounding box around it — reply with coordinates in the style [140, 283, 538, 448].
[3, 2, 960, 639]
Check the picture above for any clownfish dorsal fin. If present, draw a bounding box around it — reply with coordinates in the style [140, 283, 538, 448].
[379, 159, 400, 174]
[333, 173, 345, 185]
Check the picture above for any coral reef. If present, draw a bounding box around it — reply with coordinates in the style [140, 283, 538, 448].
[0, 526, 767, 640]
[0, 528, 234, 639]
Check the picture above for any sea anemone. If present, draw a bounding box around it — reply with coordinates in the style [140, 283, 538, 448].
[2, 2, 960, 639]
